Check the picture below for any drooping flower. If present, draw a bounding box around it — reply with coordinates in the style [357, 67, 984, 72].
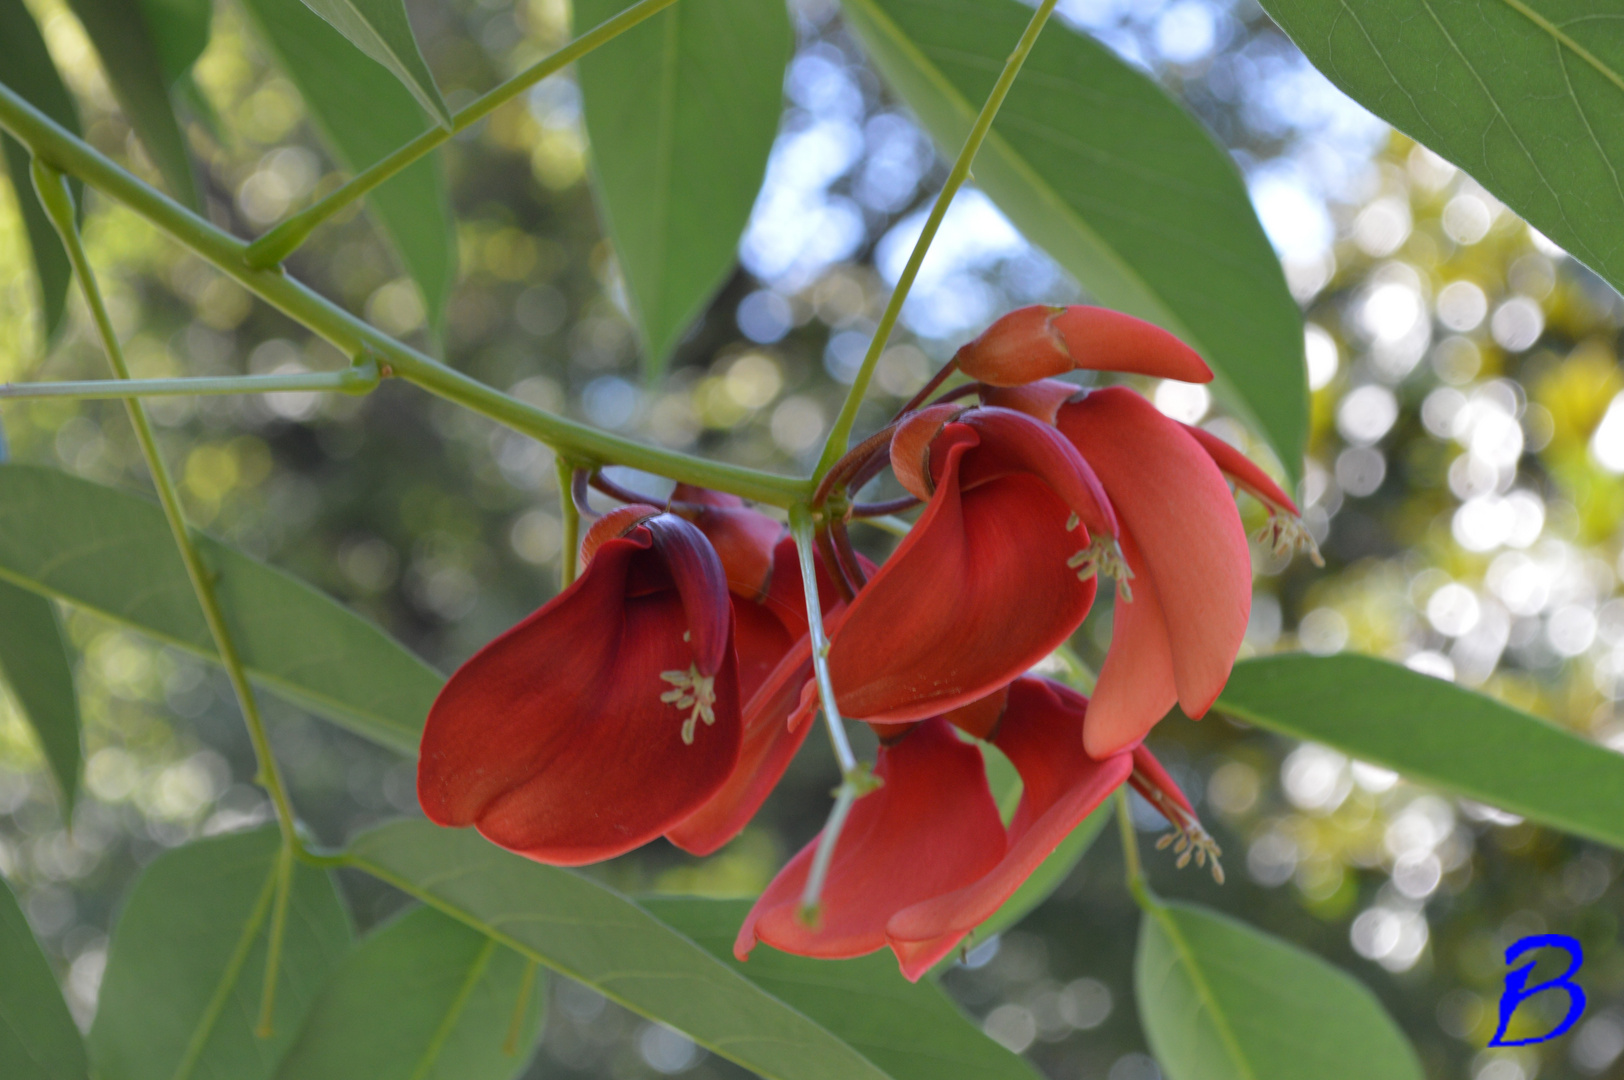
[955, 304, 1212, 387]
[825, 405, 1121, 724]
[736, 677, 1198, 980]
[983, 380, 1252, 758]
[1058, 387, 1251, 757]
[417, 504, 742, 866]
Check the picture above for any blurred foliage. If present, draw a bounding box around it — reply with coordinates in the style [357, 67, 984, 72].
[1, 0, 1624, 1078]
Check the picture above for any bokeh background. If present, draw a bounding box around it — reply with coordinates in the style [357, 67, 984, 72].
[3, 0, 1624, 1077]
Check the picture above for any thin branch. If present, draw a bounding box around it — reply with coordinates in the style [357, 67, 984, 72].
[34, 159, 305, 1027]
[814, 0, 1063, 479]
[1117, 787, 1154, 910]
[0, 363, 379, 400]
[256, 842, 295, 1037]
[0, 82, 811, 507]
[244, 0, 684, 267]
[849, 495, 919, 517]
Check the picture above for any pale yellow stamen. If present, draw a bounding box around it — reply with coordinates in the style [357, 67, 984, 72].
[1067, 536, 1134, 601]
[1142, 782, 1225, 885]
[660, 665, 717, 744]
[1255, 511, 1324, 567]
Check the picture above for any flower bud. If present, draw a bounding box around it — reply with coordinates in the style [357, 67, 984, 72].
[955, 305, 1213, 387]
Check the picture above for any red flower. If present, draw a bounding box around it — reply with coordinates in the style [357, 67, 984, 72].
[825, 405, 1120, 723]
[736, 677, 1199, 980]
[417, 504, 742, 865]
[984, 380, 1252, 758]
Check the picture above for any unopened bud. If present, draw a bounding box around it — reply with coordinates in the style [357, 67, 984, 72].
[957, 305, 1213, 387]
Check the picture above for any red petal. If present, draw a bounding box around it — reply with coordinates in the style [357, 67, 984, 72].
[1059, 388, 1249, 720]
[645, 513, 732, 677]
[829, 438, 1097, 723]
[1130, 743, 1195, 820]
[889, 679, 1132, 948]
[418, 534, 742, 864]
[960, 406, 1118, 538]
[579, 504, 661, 567]
[1180, 423, 1299, 514]
[889, 403, 965, 502]
[673, 485, 787, 601]
[1051, 307, 1212, 383]
[735, 718, 1004, 978]
[667, 633, 815, 856]
[978, 379, 1080, 426]
[1082, 532, 1177, 758]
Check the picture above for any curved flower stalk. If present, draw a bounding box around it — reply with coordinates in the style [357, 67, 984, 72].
[417, 505, 742, 865]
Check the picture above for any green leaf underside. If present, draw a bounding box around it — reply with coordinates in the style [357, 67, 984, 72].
[0, 873, 90, 1080]
[0, 580, 81, 815]
[576, 0, 792, 378]
[136, 0, 213, 86]
[346, 820, 893, 1080]
[1136, 899, 1423, 1080]
[0, 464, 442, 754]
[274, 906, 542, 1080]
[62, 0, 199, 208]
[840, 0, 1307, 484]
[297, 0, 452, 128]
[643, 896, 1041, 1080]
[1217, 654, 1624, 851]
[89, 827, 352, 1080]
[0, 0, 82, 345]
[240, 0, 455, 335]
[1258, 0, 1624, 308]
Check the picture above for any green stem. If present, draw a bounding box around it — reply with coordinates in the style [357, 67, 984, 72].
[31, 159, 302, 852]
[256, 840, 295, 1037]
[244, 0, 682, 267]
[788, 505, 881, 921]
[0, 362, 379, 400]
[557, 457, 580, 588]
[0, 83, 809, 507]
[1117, 787, 1154, 910]
[814, 0, 1060, 478]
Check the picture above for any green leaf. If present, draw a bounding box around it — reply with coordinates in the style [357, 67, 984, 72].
[576, 0, 792, 378]
[63, 0, 199, 207]
[0, 873, 90, 1080]
[346, 819, 893, 1080]
[239, 0, 455, 336]
[0, 580, 80, 816]
[643, 896, 1041, 1080]
[136, 0, 213, 85]
[297, 0, 452, 129]
[0, 0, 81, 345]
[89, 827, 352, 1080]
[1217, 653, 1624, 851]
[1257, 0, 1624, 309]
[0, 464, 442, 754]
[1136, 899, 1422, 1080]
[275, 906, 542, 1080]
[841, 0, 1306, 484]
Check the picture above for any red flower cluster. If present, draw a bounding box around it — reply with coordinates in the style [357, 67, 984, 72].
[418, 304, 1310, 978]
